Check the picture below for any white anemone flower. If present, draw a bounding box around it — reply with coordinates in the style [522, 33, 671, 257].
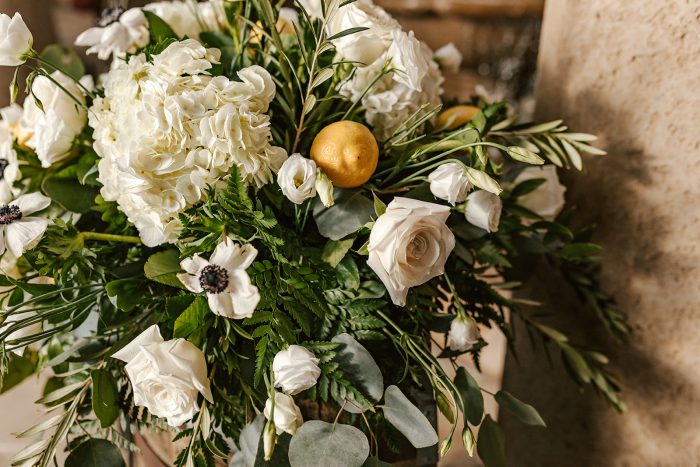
[0, 192, 51, 258]
[177, 238, 260, 319]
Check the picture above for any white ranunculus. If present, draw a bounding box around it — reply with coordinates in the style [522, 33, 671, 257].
[264, 391, 303, 435]
[178, 237, 260, 319]
[91, 40, 286, 246]
[428, 162, 471, 205]
[0, 192, 51, 258]
[23, 72, 89, 167]
[367, 197, 455, 306]
[272, 345, 321, 395]
[0, 13, 32, 67]
[513, 166, 567, 220]
[113, 325, 213, 427]
[465, 190, 502, 233]
[434, 43, 462, 74]
[277, 154, 317, 205]
[449, 316, 480, 352]
[75, 7, 149, 60]
[315, 170, 334, 207]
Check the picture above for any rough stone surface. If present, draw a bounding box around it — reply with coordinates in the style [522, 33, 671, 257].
[502, 1, 700, 465]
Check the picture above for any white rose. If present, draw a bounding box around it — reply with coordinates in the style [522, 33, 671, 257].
[113, 325, 213, 427]
[264, 391, 303, 435]
[272, 345, 321, 395]
[513, 166, 567, 220]
[277, 154, 317, 205]
[465, 190, 502, 233]
[434, 43, 462, 74]
[367, 197, 455, 306]
[0, 13, 32, 67]
[449, 316, 480, 352]
[315, 170, 334, 207]
[428, 162, 471, 205]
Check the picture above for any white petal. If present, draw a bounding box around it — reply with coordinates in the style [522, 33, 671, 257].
[207, 292, 235, 317]
[5, 218, 48, 258]
[211, 238, 257, 271]
[112, 324, 164, 363]
[12, 192, 51, 215]
[228, 270, 260, 319]
[177, 273, 203, 293]
[180, 255, 208, 275]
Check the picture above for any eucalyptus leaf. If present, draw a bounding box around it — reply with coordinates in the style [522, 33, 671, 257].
[230, 414, 265, 467]
[476, 415, 505, 467]
[495, 390, 546, 427]
[65, 439, 125, 467]
[288, 421, 369, 467]
[382, 385, 438, 448]
[331, 333, 383, 410]
[40, 44, 85, 80]
[313, 190, 374, 240]
[454, 367, 484, 425]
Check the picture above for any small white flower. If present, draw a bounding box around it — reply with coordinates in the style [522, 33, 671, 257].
[428, 162, 471, 205]
[513, 166, 567, 220]
[315, 170, 335, 208]
[272, 345, 321, 395]
[0, 13, 32, 67]
[465, 190, 502, 233]
[264, 391, 303, 435]
[113, 325, 213, 427]
[277, 154, 317, 205]
[178, 237, 260, 319]
[367, 197, 455, 306]
[434, 43, 462, 74]
[0, 192, 51, 258]
[449, 316, 480, 352]
[75, 7, 149, 60]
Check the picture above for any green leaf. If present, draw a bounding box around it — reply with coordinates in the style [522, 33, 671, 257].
[42, 174, 98, 214]
[91, 369, 119, 428]
[372, 192, 386, 217]
[174, 296, 210, 338]
[327, 26, 370, 41]
[494, 390, 546, 426]
[313, 190, 374, 240]
[332, 333, 383, 408]
[454, 367, 484, 425]
[231, 414, 265, 467]
[288, 421, 369, 467]
[382, 385, 438, 449]
[321, 238, 354, 267]
[144, 250, 185, 288]
[143, 10, 178, 42]
[510, 178, 546, 198]
[507, 146, 545, 165]
[40, 44, 85, 80]
[0, 352, 37, 393]
[362, 458, 391, 467]
[105, 279, 142, 312]
[477, 415, 506, 467]
[336, 255, 360, 290]
[65, 439, 125, 467]
[560, 242, 602, 261]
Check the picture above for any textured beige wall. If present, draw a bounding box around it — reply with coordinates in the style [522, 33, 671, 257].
[502, 0, 700, 465]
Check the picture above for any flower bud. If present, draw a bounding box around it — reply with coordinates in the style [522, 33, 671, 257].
[449, 316, 480, 352]
[0, 13, 33, 67]
[277, 154, 317, 204]
[263, 419, 277, 461]
[264, 391, 303, 435]
[428, 162, 471, 205]
[315, 170, 334, 207]
[272, 345, 321, 395]
[465, 190, 502, 232]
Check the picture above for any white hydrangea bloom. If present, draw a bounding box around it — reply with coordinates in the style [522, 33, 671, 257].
[89, 39, 287, 247]
[327, 0, 444, 139]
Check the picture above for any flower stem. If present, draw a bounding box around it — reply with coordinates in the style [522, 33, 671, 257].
[79, 232, 141, 244]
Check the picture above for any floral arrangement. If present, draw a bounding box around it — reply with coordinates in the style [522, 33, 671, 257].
[0, 1, 626, 466]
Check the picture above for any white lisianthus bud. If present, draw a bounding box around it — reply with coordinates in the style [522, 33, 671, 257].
[434, 43, 462, 74]
[449, 316, 480, 352]
[272, 345, 321, 395]
[513, 166, 567, 220]
[315, 170, 334, 207]
[465, 190, 502, 232]
[264, 391, 304, 435]
[367, 198, 455, 306]
[277, 154, 317, 204]
[428, 162, 471, 205]
[112, 325, 213, 427]
[0, 13, 32, 66]
[263, 419, 277, 461]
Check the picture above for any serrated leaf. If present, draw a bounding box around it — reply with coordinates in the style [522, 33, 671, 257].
[495, 390, 546, 426]
[144, 250, 185, 288]
[288, 421, 369, 467]
[382, 385, 438, 448]
[174, 296, 209, 338]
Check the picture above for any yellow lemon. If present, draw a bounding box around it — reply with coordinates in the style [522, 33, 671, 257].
[437, 105, 481, 130]
[310, 121, 379, 189]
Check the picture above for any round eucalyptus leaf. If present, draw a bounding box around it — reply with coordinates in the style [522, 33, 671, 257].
[288, 421, 369, 467]
[331, 333, 383, 412]
[382, 385, 438, 449]
[65, 439, 125, 467]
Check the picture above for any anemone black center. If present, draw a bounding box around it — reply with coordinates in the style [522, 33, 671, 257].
[199, 264, 229, 294]
[98, 6, 126, 27]
[0, 159, 9, 180]
[0, 205, 22, 225]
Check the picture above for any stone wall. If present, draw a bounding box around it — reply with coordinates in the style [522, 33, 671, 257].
[501, 1, 700, 465]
